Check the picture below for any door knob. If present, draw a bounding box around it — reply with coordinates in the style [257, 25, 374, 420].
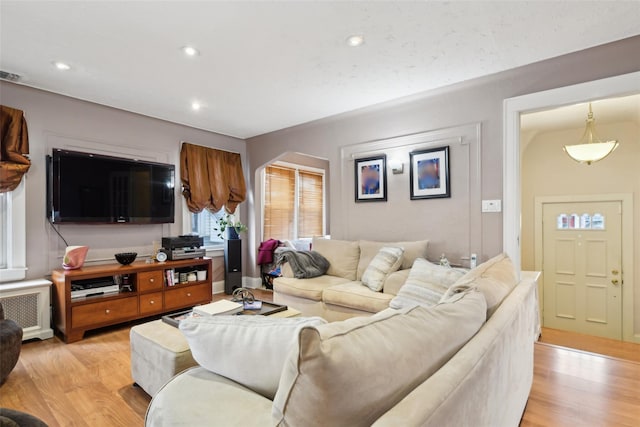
[611, 279, 619, 285]
[612, 269, 619, 275]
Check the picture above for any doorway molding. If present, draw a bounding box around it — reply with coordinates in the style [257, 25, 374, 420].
[502, 71, 640, 341]
[534, 193, 635, 342]
[503, 71, 640, 271]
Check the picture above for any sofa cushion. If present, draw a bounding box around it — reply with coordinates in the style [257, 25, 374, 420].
[146, 367, 274, 427]
[361, 247, 404, 292]
[179, 315, 326, 400]
[389, 258, 466, 310]
[274, 275, 351, 301]
[280, 262, 294, 278]
[273, 290, 487, 427]
[452, 253, 518, 317]
[357, 240, 429, 279]
[382, 269, 410, 296]
[322, 282, 395, 313]
[313, 238, 361, 280]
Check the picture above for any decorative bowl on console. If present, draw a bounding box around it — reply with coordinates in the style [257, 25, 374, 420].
[115, 252, 137, 265]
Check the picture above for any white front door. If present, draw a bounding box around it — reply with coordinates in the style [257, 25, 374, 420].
[542, 201, 622, 339]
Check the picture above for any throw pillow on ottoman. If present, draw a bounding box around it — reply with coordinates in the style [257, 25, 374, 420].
[180, 315, 326, 399]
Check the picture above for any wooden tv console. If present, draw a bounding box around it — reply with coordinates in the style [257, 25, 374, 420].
[51, 257, 212, 343]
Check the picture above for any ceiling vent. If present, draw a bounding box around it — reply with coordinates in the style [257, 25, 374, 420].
[0, 70, 23, 82]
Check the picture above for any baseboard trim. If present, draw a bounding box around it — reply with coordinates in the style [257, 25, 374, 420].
[213, 277, 262, 293]
[212, 280, 225, 295]
[243, 276, 262, 289]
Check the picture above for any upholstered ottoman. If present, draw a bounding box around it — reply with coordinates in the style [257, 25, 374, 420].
[130, 319, 197, 397]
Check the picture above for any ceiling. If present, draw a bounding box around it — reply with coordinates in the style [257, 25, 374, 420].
[521, 94, 640, 133]
[1, 1, 639, 139]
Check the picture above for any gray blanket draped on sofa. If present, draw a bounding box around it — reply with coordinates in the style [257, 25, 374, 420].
[274, 249, 329, 279]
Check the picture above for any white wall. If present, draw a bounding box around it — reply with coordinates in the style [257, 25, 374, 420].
[0, 82, 246, 280]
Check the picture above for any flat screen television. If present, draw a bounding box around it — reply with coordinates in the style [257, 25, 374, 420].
[47, 149, 175, 224]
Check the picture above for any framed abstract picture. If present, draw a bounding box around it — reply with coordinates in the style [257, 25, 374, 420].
[355, 155, 387, 202]
[410, 146, 450, 200]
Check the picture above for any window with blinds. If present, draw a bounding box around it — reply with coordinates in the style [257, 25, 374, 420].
[298, 171, 324, 238]
[263, 164, 325, 241]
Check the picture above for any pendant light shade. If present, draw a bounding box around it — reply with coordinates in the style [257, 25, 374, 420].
[563, 103, 619, 165]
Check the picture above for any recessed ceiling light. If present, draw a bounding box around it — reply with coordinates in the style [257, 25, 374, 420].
[53, 61, 71, 71]
[346, 35, 365, 47]
[182, 46, 200, 57]
[191, 102, 201, 111]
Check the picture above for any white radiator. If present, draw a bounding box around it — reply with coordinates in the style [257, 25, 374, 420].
[0, 279, 53, 341]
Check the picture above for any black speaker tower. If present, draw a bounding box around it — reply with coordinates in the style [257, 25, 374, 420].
[224, 237, 242, 295]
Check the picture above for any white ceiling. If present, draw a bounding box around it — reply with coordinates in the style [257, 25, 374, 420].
[521, 94, 640, 133]
[1, 1, 639, 139]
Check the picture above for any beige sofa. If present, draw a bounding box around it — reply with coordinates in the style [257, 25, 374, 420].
[146, 256, 540, 427]
[274, 238, 429, 321]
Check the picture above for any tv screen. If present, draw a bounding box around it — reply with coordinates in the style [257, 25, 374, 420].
[48, 149, 175, 224]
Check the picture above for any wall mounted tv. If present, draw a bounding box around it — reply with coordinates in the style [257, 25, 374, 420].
[47, 149, 175, 224]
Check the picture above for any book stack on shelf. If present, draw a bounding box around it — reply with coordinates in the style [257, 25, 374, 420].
[165, 267, 203, 286]
[165, 269, 177, 287]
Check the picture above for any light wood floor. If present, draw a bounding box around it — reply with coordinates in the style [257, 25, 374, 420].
[539, 327, 640, 363]
[1, 290, 639, 426]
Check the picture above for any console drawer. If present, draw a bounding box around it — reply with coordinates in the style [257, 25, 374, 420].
[139, 291, 163, 315]
[138, 270, 164, 292]
[72, 296, 138, 329]
[164, 284, 210, 310]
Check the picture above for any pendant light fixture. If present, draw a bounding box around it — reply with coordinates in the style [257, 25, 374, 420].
[563, 103, 619, 165]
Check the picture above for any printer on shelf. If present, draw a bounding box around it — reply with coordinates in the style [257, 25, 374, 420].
[161, 235, 206, 260]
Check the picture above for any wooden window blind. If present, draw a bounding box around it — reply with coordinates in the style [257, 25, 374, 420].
[298, 170, 324, 238]
[264, 166, 295, 240]
[263, 164, 325, 241]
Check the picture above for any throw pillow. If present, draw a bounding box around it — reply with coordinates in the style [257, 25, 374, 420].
[179, 315, 326, 400]
[451, 253, 518, 317]
[361, 246, 404, 292]
[389, 258, 466, 309]
[357, 240, 429, 279]
[272, 291, 487, 426]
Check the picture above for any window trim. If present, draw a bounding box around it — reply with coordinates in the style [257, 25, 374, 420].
[0, 179, 27, 282]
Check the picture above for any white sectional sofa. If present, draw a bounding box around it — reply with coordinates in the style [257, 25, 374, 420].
[145, 255, 540, 427]
[273, 237, 428, 321]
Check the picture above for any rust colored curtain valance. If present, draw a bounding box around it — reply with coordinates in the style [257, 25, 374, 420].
[180, 142, 246, 214]
[0, 105, 31, 193]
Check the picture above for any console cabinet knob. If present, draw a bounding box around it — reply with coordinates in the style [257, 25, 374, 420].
[105, 309, 110, 314]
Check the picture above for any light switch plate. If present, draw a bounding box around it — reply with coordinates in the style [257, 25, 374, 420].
[482, 199, 502, 213]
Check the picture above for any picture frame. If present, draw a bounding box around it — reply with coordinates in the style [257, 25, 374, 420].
[355, 155, 387, 202]
[410, 146, 450, 200]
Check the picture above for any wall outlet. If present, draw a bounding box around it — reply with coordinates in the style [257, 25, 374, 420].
[482, 199, 502, 213]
